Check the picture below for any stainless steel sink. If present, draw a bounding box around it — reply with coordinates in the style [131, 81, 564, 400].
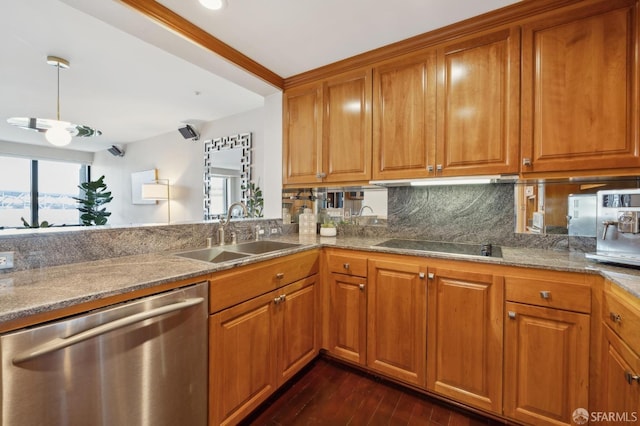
[227, 240, 300, 254]
[175, 247, 250, 263]
[175, 240, 300, 263]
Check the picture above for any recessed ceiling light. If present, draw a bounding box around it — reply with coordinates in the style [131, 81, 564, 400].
[199, 0, 227, 10]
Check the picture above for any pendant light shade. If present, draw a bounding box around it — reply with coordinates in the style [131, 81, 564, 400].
[199, 0, 226, 10]
[7, 55, 101, 147]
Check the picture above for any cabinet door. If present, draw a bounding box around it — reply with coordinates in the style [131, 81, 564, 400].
[437, 27, 520, 176]
[521, 0, 639, 174]
[283, 84, 322, 185]
[367, 257, 427, 387]
[373, 51, 437, 180]
[426, 268, 503, 413]
[323, 69, 372, 183]
[328, 273, 367, 365]
[601, 326, 640, 425]
[276, 276, 319, 386]
[504, 302, 590, 426]
[210, 292, 278, 426]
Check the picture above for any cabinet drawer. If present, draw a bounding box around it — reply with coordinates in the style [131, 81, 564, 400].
[326, 251, 367, 277]
[604, 289, 640, 356]
[209, 250, 319, 313]
[505, 277, 591, 313]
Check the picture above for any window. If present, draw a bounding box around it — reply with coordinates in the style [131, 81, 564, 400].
[0, 156, 88, 228]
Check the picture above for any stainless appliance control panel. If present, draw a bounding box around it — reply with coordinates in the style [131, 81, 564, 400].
[586, 188, 640, 266]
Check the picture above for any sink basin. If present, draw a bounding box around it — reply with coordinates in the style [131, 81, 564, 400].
[175, 247, 250, 263]
[175, 240, 300, 263]
[227, 240, 301, 255]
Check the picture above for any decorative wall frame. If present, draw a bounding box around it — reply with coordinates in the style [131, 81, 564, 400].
[203, 132, 252, 220]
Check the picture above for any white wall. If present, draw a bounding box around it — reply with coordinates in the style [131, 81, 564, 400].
[93, 97, 283, 225]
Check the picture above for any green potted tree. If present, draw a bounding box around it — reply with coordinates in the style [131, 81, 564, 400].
[242, 181, 264, 218]
[73, 175, 113, 226]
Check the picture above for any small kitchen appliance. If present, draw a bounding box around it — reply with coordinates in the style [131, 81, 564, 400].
[585, 188, 640, 266]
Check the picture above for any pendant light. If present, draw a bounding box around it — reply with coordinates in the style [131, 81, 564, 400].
[7, 56, 101, 147]
[199, 0, 227, 10]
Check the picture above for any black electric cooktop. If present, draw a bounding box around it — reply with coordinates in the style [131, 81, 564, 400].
[374, 239, 502, 258]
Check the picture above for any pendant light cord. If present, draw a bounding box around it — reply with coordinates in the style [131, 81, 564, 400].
[56, 63, 61, 121]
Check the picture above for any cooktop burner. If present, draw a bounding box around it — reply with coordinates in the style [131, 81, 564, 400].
[374, 239, 502, 258]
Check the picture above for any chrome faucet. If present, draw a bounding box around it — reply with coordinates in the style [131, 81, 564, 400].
[217, 202, 248, 245]
[358, 205, 374, 216]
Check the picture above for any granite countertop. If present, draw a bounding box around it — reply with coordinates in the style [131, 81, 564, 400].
[1, 235, 639, 328]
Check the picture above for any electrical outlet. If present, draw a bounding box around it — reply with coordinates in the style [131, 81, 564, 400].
[0, 252, 14, 270]
[270, 227, 279, 235]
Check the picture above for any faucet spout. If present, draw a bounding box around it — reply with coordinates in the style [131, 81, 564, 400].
[226, 202, 248, 223]
[217, 202, 248, 246]
[358, 205, 374, 216]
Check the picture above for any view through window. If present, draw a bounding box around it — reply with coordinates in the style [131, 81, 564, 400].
[0, 156, 88, 228]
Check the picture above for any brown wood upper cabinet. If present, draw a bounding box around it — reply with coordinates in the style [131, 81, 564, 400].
[372, 50, 437, 179]
[520, 0, 640, 175]
[283, 68, 372, 186]
[436, 27, 520, 177]
[373, 27, 519, 179]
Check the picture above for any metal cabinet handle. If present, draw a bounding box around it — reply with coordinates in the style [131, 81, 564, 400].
[12, 297, 205, 364]
[419, 272, 425, 279]
[359, 284, 365, 291]
[343, 263, 350, 270]
[427, 272, 434, 280]
[427, 165, 434, 172]
[275, 272, 285, 279]
[610, 312, 623, 324]
[539, 291, 551, 299]
[522, 158, 532, 166]
[508, 311, 517, 319]
[625, 371, 640, 384]
[273, 294, 287, 305]
[436, 164, 443, 172]
[316, 172, 327, 179]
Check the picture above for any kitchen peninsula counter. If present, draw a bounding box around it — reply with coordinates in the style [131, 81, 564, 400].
[1, 235, 639, 330]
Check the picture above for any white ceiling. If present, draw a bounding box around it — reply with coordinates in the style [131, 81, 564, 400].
[0, 0, 518, 153]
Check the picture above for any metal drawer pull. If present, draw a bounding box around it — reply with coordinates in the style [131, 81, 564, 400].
[427, 273, 434, 279]
[275, 272, 285, 279]
[343, 263, 350, 270]
[610, 312, 622, 323]
[427, 165, 434, 172]
[12, 297, 205, 365]
[508, 311, 516, 319]
[273, 294, 287, 304]
[625, 371, 640, 385]
[539, 291, 551, 299]
[359, 284, 365, 291]
[522, 158, 532, 166]
[316, 172, 327, 179]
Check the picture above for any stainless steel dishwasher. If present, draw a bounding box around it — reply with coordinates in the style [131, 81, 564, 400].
[0, 282, 208, 426]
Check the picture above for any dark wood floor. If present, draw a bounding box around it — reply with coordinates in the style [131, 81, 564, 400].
[242, 357, 505, 426]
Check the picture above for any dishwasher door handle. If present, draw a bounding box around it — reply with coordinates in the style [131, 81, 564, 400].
[12, 297, 204, 365]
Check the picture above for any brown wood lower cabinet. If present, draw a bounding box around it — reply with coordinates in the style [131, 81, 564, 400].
[600, 283, 640, 424]
[208, 250, 320, 426]
[601, 326, 640, 425]
[367, 256, 427, 387]
[327, 272, 367, 365]
[426, 267, 503, 413]
[503, 302, 590, 426]
[210, 276, 318, 426]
